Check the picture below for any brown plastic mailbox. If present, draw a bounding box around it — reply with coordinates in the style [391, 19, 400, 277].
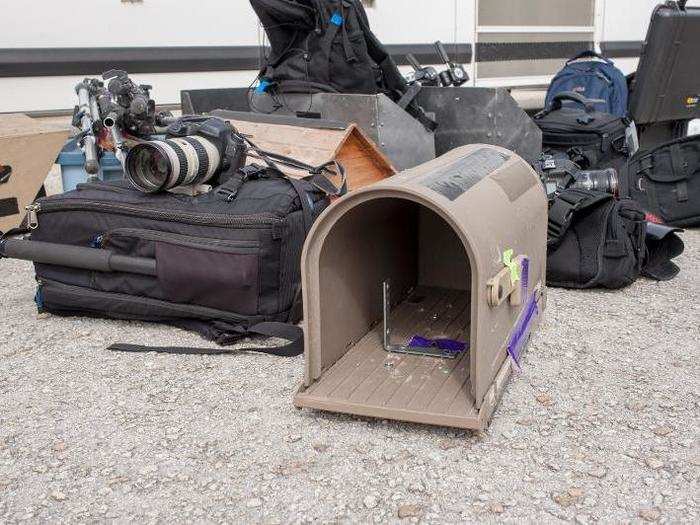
[294, 144, 548, 430]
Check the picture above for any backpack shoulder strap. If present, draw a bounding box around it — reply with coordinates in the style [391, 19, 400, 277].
[548, 189, 612, 248]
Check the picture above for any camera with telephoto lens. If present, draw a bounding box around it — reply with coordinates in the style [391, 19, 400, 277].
[537, 153, 620, 201]
[124, 116, 247, 193]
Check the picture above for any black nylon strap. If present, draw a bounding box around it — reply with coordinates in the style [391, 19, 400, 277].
[244, 138, 347, 197]
[548, 189, 612, 247]
[669, 143, 689, 202]
[286, 176, 314, 233]
[0, 197, 20, 218]
[397, 83, 422, 110]
[108, 322, 304, 357]
[407, 103, 438, 132]
[321, 10, 343, 80]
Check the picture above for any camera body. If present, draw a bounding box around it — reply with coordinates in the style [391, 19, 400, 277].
[536, 153, 620, 201]
[124, 117, 248, 194]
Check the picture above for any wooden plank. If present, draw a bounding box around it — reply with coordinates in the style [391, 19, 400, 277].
[227, 119, 395, 191]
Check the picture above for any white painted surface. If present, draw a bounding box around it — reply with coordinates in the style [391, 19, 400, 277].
[477, 26, 596, 33]
[689, 120, 700, 136]
[0, 0, 694, 112]
[0, 0, 466, 49]
[0, 0, 468, 112]
[2, 1, 261, 48]
[0, 71, 260, 114]
[601, 0, 700, 41]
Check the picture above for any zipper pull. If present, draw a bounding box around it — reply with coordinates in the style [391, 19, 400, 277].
[26, 203, 41, 230]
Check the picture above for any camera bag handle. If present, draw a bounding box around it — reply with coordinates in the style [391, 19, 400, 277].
[566, 49, 614, 65]
[535, 91, 598, 120]
[549, 92, 597, 113]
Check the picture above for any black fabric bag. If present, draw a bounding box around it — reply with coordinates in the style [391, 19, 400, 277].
[535, 92, 630, 171]
[547, 189, 647, 289]
[21, 170, 331, 356]
[250, 0, 435, 129]
[546, 188, 684, 288]
[623, 134, 700, 227]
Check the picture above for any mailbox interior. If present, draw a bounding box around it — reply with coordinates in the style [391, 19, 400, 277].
[300, 197, 482, 427]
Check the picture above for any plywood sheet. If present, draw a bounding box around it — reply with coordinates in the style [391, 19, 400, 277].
[227, 119, 395, 190]
[0, 114, 70, 232]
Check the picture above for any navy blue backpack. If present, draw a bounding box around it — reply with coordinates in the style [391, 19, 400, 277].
[546, 51, 629, 117]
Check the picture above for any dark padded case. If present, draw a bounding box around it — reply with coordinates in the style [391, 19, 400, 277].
[624, 134, 700, 227]
[629, 1, 700, 124]
[534, 93, 629, 170]
[26, 178, 328, 348]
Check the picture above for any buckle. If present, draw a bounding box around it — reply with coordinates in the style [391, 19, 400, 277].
[239, 165, 266, 179]
[215, 186, 238, 202]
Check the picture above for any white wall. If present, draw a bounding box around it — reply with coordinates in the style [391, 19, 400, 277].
[2, 0, 468, 49]
[600, 0, 659, 42]
[369, 0, 474, 44]
[1, 0, 261, 48]
[0, 0, 467, 112]
[2, 0, 693, 113]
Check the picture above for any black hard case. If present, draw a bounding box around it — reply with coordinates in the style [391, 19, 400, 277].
[629, 2, 700, 124]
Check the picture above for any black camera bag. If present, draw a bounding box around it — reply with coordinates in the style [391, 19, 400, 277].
[535, 92, 629, 171]
[19, 170, 332, 356]
[546, 188, 684, 288]
[547, 188, 648, 289]
[623, 134, 700, 227]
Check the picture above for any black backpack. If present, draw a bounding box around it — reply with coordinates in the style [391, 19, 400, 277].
[535, 92, 630, 171]
[547, 188, 683, 288]
[623, 134, 700, 227]
[250, 0, 434, 129]
[1, 169, 337, 356]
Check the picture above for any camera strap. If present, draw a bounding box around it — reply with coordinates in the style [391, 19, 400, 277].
[107, 321, 304, 357]
[244, 139, 348, 198]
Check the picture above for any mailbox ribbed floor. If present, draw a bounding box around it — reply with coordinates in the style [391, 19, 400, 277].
[296, 287, 479, 427]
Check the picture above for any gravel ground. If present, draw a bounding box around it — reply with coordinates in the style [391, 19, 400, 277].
[0, 229, 698, 524]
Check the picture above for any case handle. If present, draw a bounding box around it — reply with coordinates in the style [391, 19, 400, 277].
[550, 92, 597, 114]
[566, 49, 613, 65]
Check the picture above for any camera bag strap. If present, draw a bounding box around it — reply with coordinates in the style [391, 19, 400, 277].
[107, 321, 304, 357]
[547, 188, 612, 248]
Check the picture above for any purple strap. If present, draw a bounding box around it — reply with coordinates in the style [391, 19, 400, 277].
[521, 257, 530, 294]
[507, 293, 539, 370]
[407, 336, 467, 355]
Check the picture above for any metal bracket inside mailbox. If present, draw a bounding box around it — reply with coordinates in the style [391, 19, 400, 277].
[382, 281, 460, 359]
